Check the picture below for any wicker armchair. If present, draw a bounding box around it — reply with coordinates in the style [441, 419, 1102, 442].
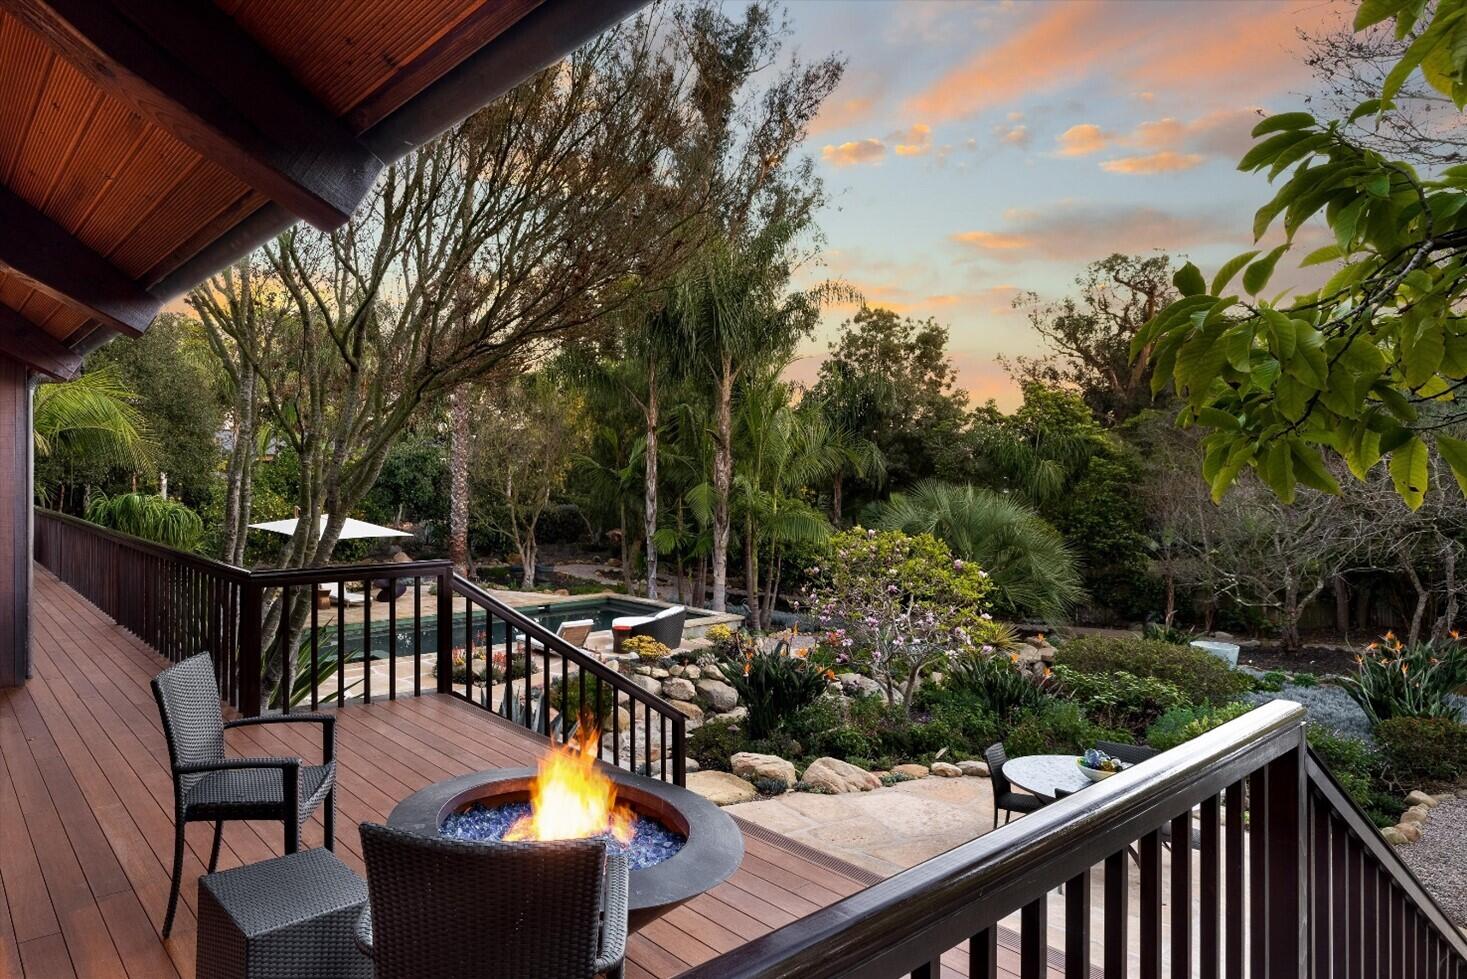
[152, 653, 337, 937]
[355, 823, 628, 979]
[983, 742, 1044, 828]
[1095, 740, 1161, 766]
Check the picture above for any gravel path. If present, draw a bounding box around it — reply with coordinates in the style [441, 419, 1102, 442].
[1398, 798, 1467, 926]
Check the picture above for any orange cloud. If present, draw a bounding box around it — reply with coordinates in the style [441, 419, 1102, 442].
[1100, 151, 1205, 174]
[1056, 123, 1112, 157]
[821, 138, 885, 167]
[906, 4, 1129, 121]
[893, 123, 932, 157]
[809, 95, 877, 136]
[994, 123, 1030, 147]
[951, 230, 1033, 251]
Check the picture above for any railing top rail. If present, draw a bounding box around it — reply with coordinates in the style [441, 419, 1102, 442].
[448, 573, 687, 720]
[37, 507, 254, 581]
[250, 560, 453, 586]
[1305, 748, 1467, 961]
[682, 700, 1308, 979]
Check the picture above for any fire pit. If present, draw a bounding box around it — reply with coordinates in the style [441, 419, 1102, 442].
[387, 753, 743, 929]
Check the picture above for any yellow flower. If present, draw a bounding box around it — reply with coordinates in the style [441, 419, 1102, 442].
[822, 669, 836, 681]
[1452, 629, 1461, 640]
[1385, 630, 1397, 641]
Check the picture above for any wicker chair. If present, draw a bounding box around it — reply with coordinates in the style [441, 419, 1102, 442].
[983, 742, 1044, 828]
[152, 653, 337, 938]
[1096, 740, 1161, 766]
[355, 823, 628, 979]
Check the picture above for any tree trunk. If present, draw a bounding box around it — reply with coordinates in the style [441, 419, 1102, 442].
[710, 362, 734, 612]
[695, 556, 707, 609]
[743, 519, 757, 627]
[644, 365, 659, 600]
[521, 534, 537, 589]
[619, 501, 632, 594]
[221, 370, 258, 566]
[831, 472, 843, 526]
[1281, 572, 1301, 651]
[448, 391, 471, 575]
[1400, 550, 1429, 646]
[1163, 568, 1176, 627]
[1332, 575, 1351, 639]
[1440, 543, 1459, 640]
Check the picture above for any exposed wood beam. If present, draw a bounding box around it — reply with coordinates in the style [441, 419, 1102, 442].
[2, 0, 383, 231]
[0, 186, 160, 337]
[0, 306, 82, 380]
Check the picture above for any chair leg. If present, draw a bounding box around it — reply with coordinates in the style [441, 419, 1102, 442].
[324, 789, 335, 852]
[1003, 810, 1012, 826]
[605, 962, 624, 979]
[284, 813, 299, 855]
[163, 817, 185, 938]
[208, 821, 223, 873]
[992, 806, 999, 831]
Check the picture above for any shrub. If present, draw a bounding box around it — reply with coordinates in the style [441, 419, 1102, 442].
[1338, 635, 1467, 726]
[547, 674, 613, 732]
[687, 718, 745, 772]
[86, 492, 204, 550]
[945, 652, 1050, 719]
[1255, 671, 1288, 693]
[1291, 672, 1319, 688]
[751, 777, 789, 796]
[1374, 716, 1467, 785]
[812, 727, 875, 761]
[622, 635, 671, 661]
[1142, 620, 1193, 645]
[1005, 701, 1128, 758]
[1051, 665, 1189, 737]
[714, 640, 833, 740]
[1305, 727, 1402, 827]
[1145, 701, 1253, 751]
[1054, 636, 1252, 704]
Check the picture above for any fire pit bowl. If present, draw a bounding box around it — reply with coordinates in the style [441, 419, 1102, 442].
[387, 766, 743, 929]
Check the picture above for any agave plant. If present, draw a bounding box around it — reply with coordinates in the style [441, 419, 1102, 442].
[1338, 633, 1467, 727]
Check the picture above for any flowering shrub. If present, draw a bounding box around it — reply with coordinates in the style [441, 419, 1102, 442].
[434, 647, 525, 685]
[1338, 634, 1467, 726]
[621, 635, 671, 662]
[803, 528, 1012, 713]
[715, 639, 834, 740]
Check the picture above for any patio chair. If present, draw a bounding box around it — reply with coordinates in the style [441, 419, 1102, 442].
[355, 822, 627, 979]
[611, 604, 686, 652]
[529, 618, 596, 655]
[1096, 740, 1160, 766]
[152, 653, 337, 938]
[324, 582, 366, 606]
[983, 742, 1044, 828]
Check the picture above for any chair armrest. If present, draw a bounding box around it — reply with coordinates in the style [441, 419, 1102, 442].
[595, 851, 629, 974]
[354, 908, 374, 960]
[225, 714, 336, 763]
[174, 757, 300, 775]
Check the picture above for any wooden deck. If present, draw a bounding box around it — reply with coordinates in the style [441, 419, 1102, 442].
[1, 569, 1058, 978]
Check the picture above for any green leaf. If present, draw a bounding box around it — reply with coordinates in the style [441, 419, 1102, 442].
[1384, 6, 1467, 104]
[1389, 435, 1430, 510]
[1238, 130, 1316, 173]
[1403, 318, 1446, 387]
[1374, 382, 1420, 423]
[1211, 252, 1259, 295]
[1173, 262, 1207, 298]
[1250, 111, 1317, 137]
[1300, 244, 1344, 267]
[1223, 323, 1255, 372]
[1287, 322, 1328, 389]
[1260, 441, 1297, 503]
[1290, 441, 1341, 495]
[1435, 435, 1467, 495]
[1275, 375, 1311, 421]
[1355, 0, 1412, 31]
[1242, 245, 1289, 296]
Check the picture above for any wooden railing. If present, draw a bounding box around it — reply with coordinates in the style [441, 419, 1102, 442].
[34, 509, 687, 785]
[680, 700, 1467, 979]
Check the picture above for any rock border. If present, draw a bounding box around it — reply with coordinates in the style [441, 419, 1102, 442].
[1381, 788, 1456, 845]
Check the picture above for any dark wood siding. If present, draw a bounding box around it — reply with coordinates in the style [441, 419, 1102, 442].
[0, 353, 30, 685]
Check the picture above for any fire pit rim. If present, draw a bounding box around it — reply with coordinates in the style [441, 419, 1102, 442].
[386, 765, 743, 926]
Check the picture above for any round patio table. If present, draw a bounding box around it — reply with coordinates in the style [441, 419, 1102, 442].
[1002, 754, 1091, 803]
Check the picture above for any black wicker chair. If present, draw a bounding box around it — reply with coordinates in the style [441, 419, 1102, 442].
[152, 653, 337, 938]
[355, 822, 628, 979]
[983, 742, 1044, 828]
[1095, 740, 1160, 766]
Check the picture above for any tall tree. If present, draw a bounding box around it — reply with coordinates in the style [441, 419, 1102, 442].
[1006, 253, 1177, 425]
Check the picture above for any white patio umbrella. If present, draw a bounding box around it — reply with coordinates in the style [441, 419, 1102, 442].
[247, 515, 412, 540]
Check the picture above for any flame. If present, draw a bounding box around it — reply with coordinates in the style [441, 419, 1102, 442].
[504, 730, 635, 845]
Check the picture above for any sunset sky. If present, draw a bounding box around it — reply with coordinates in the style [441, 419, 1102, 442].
[775, 0, 1344, 409]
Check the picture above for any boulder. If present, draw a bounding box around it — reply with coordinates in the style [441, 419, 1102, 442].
[892, 763, 929, 779]
[1406, 790, 1438, 809]
[1397, 821, 1422, 843]
[930, 761, 963, 778]
[667, 700, 705, 725]
[1380, 825, 1407, 845]
[662, 677, 697, 701]
[731, 752, 798, 787]
[721, 706, 749, 724]
[683, 665, 702, 681]
[1400, 806, 1431, 826]
[687, 770, 758, 806]
[649, 668, 671, 679]
[600, 706, 632, 732]
[667, 665, 686, 678]
[957, 760, 990, 777]
[696, 678, 739, 712]
[684, 757, 701, 773]
[629, 674, 663, 695]
[836, 672, 884, 699]
[802, 757, 881, 794]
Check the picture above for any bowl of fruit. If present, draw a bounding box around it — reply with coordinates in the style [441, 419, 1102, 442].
[1078, 748, 1126, 782]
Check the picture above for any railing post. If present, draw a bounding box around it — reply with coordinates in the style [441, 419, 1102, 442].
[436, 569, 453, 694]
[238, 580, 263, 717]
[1263, 735, 1308, 978]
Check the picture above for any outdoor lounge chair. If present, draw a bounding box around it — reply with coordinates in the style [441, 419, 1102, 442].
[984, 742, 1044, 828]
[529, 618, 596, 654]
[152, 653, 337, 938]
[324, 582, 366, 606]
[355, 822, 627, 979]
[611, 604, 686, 651]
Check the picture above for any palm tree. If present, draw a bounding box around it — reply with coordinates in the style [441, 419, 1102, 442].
[877, 481, 1084, 622]
[34, 367, 155, 506]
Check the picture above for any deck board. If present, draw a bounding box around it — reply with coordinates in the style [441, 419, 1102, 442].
[3, 568, 1053, 978]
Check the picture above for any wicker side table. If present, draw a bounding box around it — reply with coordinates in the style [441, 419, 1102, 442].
[198, 848, 371, 979]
